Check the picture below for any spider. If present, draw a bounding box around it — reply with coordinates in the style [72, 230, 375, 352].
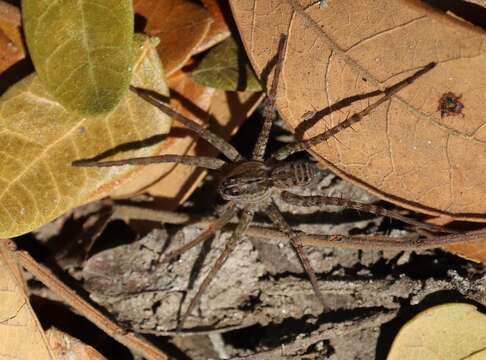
[73, 35, 452, 331]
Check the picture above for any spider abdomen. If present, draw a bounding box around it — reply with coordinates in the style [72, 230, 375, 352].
[271, 160, 319, 189]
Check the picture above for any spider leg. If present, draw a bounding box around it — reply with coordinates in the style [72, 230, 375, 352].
[177, 209, 254, 332]
[273, 62, 436, 160]
[130, 86, 243, 162]
[72, 154, 226, 170]
[252, 34, 287, 161]
[281, 192, 457, 234]
[265, 202, 326, 306]
[162, 202, 238, 262]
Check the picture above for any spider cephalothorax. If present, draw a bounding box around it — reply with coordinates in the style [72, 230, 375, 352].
[218, 161, 271, 204]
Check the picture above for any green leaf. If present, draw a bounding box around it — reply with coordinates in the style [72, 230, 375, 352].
[22, 0, 134, 115]
[0, 35, 171, 238]
[387, 303, 486, 360]
[192, 36, 262, 92]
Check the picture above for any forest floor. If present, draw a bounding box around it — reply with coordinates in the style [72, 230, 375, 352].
[19, 102, 486, 359]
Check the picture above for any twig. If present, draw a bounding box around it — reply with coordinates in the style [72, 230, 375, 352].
[113, 204, 486, 250]
[14, 246, 168, 360]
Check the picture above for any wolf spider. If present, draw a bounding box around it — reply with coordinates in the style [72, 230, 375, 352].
[73, 35, 454, 331]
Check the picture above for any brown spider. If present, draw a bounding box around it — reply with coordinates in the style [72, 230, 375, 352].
[73, 35, 451, 331]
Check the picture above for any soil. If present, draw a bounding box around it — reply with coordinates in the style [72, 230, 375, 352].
[20, 102, 486, 360]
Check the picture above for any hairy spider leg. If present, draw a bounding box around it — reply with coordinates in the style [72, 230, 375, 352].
[281, 192, 457, 234]
[177, 209, 254, 332]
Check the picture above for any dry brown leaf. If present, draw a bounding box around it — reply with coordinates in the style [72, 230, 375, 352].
[230, 0, 486, 221]
[0, 1, 21, 26]
[46, 328, 107, 360]
[0, 239, 54, 359]
[134, 0, 212, 76]
[0, 4, 24, 73]
[387, 303, 486, 359]
[196, 0, 231, 53]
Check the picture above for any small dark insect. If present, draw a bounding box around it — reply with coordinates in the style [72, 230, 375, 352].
[73, 35, 452, 332]
[437, 91, 464, 118]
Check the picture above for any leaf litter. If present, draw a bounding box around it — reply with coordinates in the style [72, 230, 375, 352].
[0, 0, 484, 358]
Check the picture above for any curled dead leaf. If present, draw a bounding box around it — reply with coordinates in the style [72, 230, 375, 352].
[231, 0, 486, 220]
[134, 0, 213, 76]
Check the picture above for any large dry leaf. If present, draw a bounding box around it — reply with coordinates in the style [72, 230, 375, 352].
[134, 0, 212, 76]
[230, 0, 486, 220]
[22, 0, 134, 115]
[0, 35, 171, 238]
[0, 239, 54, 359]
[387, 303, 486, 359]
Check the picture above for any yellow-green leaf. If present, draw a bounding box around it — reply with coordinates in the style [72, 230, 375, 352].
[387, 303, 486, 360]
[22, 0, 133, 115]
[0, 35, 171, 238]
[191, 36, 261, 92]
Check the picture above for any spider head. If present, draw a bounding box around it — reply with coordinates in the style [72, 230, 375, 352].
[218, 161, 271, 204]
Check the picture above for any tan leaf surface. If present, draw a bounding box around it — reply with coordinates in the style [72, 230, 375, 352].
[0, 239, 54, 359]
[387, 303, 486, 359]
[46, 328, 107, 360]
[196, 0, 231, 53]
[134, 0, 212, 76]
[0, 35, 171, 238]
[230, 0, 486, 220]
